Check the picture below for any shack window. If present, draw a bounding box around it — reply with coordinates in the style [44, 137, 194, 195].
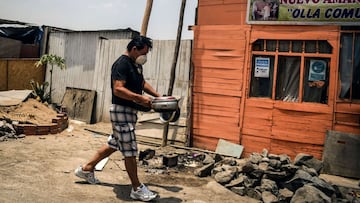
[250, 39, 332, 104]
[339, 28, 360, 100]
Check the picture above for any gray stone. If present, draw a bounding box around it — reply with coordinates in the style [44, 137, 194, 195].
[241, 161, 256, 173]
[231, 186, 246, 196]
[269, 159, 282, 169]
[260, 178, 278, 195]
[261, 149, 269, 157]
[194, 163, 214, 177]
[278, 188, 294, 202]
[290, 185, 331, 203]
[294, 153, 323, 174]
[300, 165, 318, 176]
[285, 170, 313, 191]
[262, 191, 278, 203]
[214, 169, 236, 184]
[264, 170, 289, 181]
[309, 176, 335, 197]
[268, 154, 280, 160]
[250, 153, 263, 164]
[261, 157, 270, 163]
[225, 175, 246, 188]
[279, 154, 291, 164]
[246, 187, 262, 200]
[259, 162, 269, 171]
[202, 153, 215, 165]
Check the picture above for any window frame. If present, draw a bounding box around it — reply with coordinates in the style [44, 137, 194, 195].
[250, 39, 333, 103]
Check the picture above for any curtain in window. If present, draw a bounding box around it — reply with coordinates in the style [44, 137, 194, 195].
[276, 56, 300, 102]
[339, 34, 353, 98]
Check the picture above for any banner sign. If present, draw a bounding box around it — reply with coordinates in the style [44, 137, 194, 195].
[246, 0, 360, 25]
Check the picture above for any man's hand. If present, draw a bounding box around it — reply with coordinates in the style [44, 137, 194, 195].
[136, 95, 152, 108]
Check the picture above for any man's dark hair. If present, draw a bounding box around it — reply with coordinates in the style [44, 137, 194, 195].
[127, 36, 153, 52]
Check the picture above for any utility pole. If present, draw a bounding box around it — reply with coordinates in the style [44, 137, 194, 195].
[141, 0, 153, 36]
[162, 0, 187, 147]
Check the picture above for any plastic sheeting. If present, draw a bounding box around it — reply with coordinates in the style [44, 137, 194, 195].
[0, 25, 43, 44]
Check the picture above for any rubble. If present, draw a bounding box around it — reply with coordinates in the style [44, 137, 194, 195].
[139, 147, 360, 203]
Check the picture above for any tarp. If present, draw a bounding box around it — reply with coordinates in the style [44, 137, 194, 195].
[0, 25, 43, 44]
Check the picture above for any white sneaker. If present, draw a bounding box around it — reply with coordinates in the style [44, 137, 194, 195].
[130, 183, 157, 202]
[74, 166, 100, 184]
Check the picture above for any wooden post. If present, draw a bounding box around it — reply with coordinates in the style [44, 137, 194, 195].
[141, 0, 153, 36]
[162, 0, 187, 147]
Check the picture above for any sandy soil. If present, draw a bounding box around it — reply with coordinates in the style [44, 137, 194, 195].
[0, 120, 258, 203]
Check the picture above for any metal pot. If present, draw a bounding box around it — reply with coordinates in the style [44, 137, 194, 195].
[151, 96, 179, 112]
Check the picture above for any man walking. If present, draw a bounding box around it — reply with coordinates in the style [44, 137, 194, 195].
[75, 36, 160, 202]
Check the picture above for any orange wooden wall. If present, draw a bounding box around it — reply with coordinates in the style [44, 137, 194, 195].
[192, 0, 360, 160]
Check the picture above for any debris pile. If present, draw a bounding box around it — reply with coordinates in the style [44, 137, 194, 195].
[139, 148, 359, 203]
[0, 98, 68, 138]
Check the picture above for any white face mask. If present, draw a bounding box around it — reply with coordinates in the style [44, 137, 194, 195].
[135, 55, 147, 65]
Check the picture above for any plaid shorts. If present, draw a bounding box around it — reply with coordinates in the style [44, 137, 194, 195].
[107, 104, 138, 157]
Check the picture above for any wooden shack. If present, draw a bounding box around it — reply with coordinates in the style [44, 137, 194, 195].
[191, 0, 360, 159]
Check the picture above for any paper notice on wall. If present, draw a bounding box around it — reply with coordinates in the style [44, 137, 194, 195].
[308, 59, 326, 81]
[254, 57, 270, 78]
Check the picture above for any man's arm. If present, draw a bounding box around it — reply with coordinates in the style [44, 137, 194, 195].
[143, 81, 161, 97]
[113, 80, 152, 107]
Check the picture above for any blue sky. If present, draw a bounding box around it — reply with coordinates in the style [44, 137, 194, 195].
[0, 0, 198, 40]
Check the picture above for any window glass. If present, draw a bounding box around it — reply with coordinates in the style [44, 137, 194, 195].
[275, 56, 300, 102]
[318, 40, 332, 54]
[250, 55, 274, 98]
[266, 40, 276, 52]
[292, 41, 302, 53]
[253, 39, 264, 51]
[279, 40, 289, 52]
[303, 58, 330, 104]
[352, 33, 360, 99]
[305, 41, 316, 53]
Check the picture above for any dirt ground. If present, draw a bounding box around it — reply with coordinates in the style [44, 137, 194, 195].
[0, 120, 259, 203]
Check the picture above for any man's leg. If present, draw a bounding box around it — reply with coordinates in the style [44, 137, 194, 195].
[124, 156, 141, 189]
[82, 144, 116, 171]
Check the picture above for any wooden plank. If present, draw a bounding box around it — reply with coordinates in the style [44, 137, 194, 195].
[193, 59, 243, 70]
[193, 86, 242, 97]
[192, 134, 221, 151]
[0, 60, 7, 91]
[241, 128, 272, 138]
[7, 59, 44, 90]
[335, 112, 360, 124]
[273, 108, 333, 121]
[194, 39, 246, 50]
[274, 101, 333, 114]
[198, 4, 247, 25]
[245, 98, 274, 108]
[250, 26, 339, 42]
[194, 30, 246, 40]
[241, 135, 271, 157]
[193, 127, 240, 139]
[193, 74, 242, 86]
[194, 80, 242, 91]
[193, 113, 240, 125]
[198, 0, 224, 6]
[271, 128, 326, 145]
[193, 49, 245, 60]
[194, 67, 243, 79]
[244, 106, 273, 120]
[334, 125, 360, 135]
[272, 119, 332, 133]
[243, 118, 272, 130]
[270, 139, 323, 160]
[193, 93, 241, 107]
[336, 103, 360, 114]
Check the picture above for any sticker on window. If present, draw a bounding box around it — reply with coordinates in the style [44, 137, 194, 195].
[308, 60, 326, 81]
[254, 57, 270, 78]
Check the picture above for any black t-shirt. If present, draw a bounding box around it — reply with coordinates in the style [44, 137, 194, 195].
[111, 55, 145, 109]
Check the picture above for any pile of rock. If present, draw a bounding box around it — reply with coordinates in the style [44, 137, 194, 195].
[0, 120, 25, 141]
[193, 149, 355, 203]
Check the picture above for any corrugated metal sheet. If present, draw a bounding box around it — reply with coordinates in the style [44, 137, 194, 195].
[47, 31, 136, 103]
